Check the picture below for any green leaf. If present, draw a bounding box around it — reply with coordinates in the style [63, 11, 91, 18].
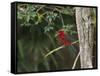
[44, 26, 54, 33]
[61, 7, 74, 16]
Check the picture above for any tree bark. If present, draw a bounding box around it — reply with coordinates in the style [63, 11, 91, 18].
[75, 7, 94, 68]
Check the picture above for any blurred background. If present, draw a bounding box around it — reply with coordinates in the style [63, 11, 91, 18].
[17, 3, 80, 72]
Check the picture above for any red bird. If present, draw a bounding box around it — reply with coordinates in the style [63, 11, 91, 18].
[57, 30, 72, 46]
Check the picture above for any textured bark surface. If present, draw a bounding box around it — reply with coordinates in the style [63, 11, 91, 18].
[75, 7, 94, 68]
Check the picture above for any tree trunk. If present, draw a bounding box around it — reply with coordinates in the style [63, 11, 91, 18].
[75, 7, 94, 68]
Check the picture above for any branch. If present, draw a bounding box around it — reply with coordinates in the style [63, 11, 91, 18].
[44, 45, 64, 58]
[72, 50, 81, 69]
[44, 40, 79, 58]
[36, 5, 45, 13]
[60, 13, 65, 26]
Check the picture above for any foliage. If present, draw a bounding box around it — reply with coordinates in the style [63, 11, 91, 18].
[17, 3, 80, 72]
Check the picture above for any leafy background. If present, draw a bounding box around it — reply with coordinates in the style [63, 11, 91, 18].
[17, 3, 96, 73]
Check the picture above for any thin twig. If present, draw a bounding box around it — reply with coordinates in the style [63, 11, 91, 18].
[44, 45, 65, 58]
[36, 5, 45, 13]
[72, 50, 81, 69]
[44, 40, 79, 58]
[60, 13, 65, 26]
